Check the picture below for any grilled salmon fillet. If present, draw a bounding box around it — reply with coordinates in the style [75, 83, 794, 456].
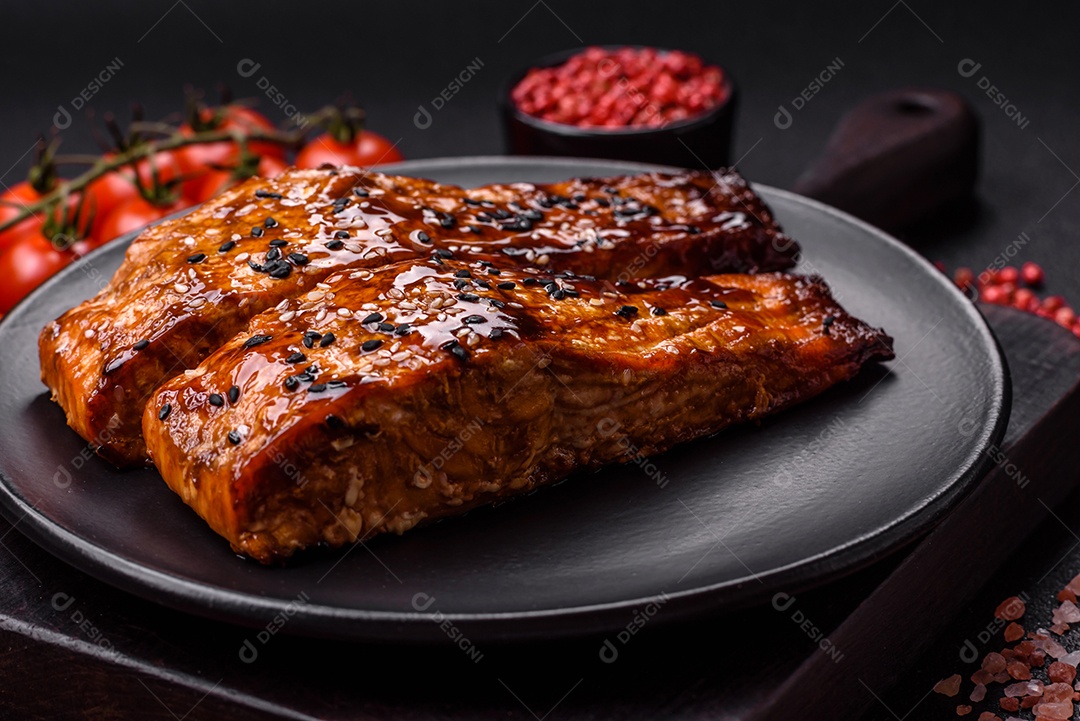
[143, 257, 892, 563]
[40, 167, 796, 466]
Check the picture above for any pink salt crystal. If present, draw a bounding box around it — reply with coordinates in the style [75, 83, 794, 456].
[995, 596, 1026, 621]
[1044, 683, 1073, 701]
[1049, 661, 1078, 684]
[994, 672, 1012, 684]
[1053, 600, 1080, 625]
[1031, 700, 1073, 719]
[1051, 623, 1070, 635]
[977, 714, 1001, 721]
[1065, 571, 1080, 595]
[1061, 651, 1080, 667]
[1005, 681, 1032, 698]
[970, 683, 987, 703]
[983, 652, 1008, 673]
[972, 669, 995, 685]
[1045, 638, 1068, 658]
[956, 705, 971, 716]
[1031, 650, 1047, 668]
[934, 674, 963, 697]
[1004, 622, 1024, 642]
[1006, 660, 1031, 680]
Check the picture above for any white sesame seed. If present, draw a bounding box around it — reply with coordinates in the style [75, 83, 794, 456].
[308, 291, 326, 301]
[589, 298, 605, 307]
[315, 309, 327, 322]
[189, 297, 206, 308]
[391, 351, 409, 362]
[373, 358, 391, 367]
[280, 311, 296, 322]
[337, 308, 352, 317]
[536, 254, 550, 266]
[174, 283, 189, 294]
[84, 329, 95, 338]
[235, 252, 250, 262]
[374, 228, 392, 237]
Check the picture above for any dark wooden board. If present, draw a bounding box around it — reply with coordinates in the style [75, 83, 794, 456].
[0, 304, 1074, 720]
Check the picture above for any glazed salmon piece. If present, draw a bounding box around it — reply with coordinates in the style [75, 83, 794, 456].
[143, 257, 891, 563]
[40, 167, 796, 466]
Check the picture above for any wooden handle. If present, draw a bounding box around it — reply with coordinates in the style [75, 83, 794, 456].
[792, 88, 979, 231]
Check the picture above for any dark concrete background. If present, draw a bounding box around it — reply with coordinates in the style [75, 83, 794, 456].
[2, 1, 1076, 287]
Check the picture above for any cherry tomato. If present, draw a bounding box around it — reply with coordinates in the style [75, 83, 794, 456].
[191, 154, 287, 203]
[174, 106, 285, 200]
[0, 183, 45, 251]
[295, 131, 402, 169]
[96, 195, 185, 245]
[0, 227, 82, 313]
[85, 153, 182, 239]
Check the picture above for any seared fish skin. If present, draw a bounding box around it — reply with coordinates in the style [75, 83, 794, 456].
[40, 167, 796, 466]
[143, 257, 892, 563]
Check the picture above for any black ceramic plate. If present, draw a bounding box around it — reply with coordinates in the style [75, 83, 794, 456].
[0, 157, 1008, 642]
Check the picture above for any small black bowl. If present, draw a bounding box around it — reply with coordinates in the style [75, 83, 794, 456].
[500, 46, 737, 169]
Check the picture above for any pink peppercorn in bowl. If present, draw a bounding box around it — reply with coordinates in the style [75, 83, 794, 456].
[501, 46, 737, 168]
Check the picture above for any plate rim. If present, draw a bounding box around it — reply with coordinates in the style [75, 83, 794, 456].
[0, 155, 1010, 642]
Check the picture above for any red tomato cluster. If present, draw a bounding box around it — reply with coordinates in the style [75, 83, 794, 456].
[511, 46, 728, 128]
[941, 260, 1080, 336]
[0, 104, 401, 314]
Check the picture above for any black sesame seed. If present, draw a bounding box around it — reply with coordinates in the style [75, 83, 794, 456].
[377, 322, 395, 332]
[595, 198, 610, 208]
[266, 247, 282, 262]
[523, 277, 539, 286]
[453, 279, 470, 290]
[476, 280, 491, 290]
[563, 288, 579, 298]
[319, 333, 336, 348]
[497, 281, 516, 290]
[244, 334, 273, 348]
[325, 239, 345, 250]
[492, 208, 512, 220]
[309, 383, 327, 393]
[457, 292, 479, 302]
[133, 339, 149, 351]
[464, 314, 487, 325]
[248, 260, 265, 273]
[439, 214, 456, 229]
[686, 225, 701, 235]
[228, 385, 240, 403]
[487, 267, 501, 276]
[361, 312, 383, 325]
[435, 249, 453, 259]
[302, 336, 316, 349]
[296, 372, 315, 383]
[488, 298, 506, 309]
[334, 230, 350, 239]
[489, 328, 505, 340]
[208, 393, 224, 407]
[651, 307, 668, 316]
[455, 270, 472, 278]
[416, 230, 431, 244]
[463, 197, 481, 206]
[158, 403, 171, 421]
[268, 262, 292, 279]
[269, 239, 288, 247]
[441, 339, 469, 361]
[288, 252, 310, 266]
[476, 212, 493, 222]
[711, 300, 728, 309]
[394, 323, 412, 336]
[361, 339, 383, 352]
[823, 315, 836, 335]
[284, 376, 300, 391]
[255, 189, 283, 199]
[187, 253, 206, 264]
[353, 187, 369, 197]
[616, 305, 639, 318]
[218, 240, 236, 253]
[552, 289, 567, 300]
[228, 430, 241, 444]
[468, 225, 483, 233]
[287, 352, 306, 364]
[264, 217, 279, 229]
[521, 208, 543, 221]
[325, 414, 345, 430]
[251, 227, 264, 238]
